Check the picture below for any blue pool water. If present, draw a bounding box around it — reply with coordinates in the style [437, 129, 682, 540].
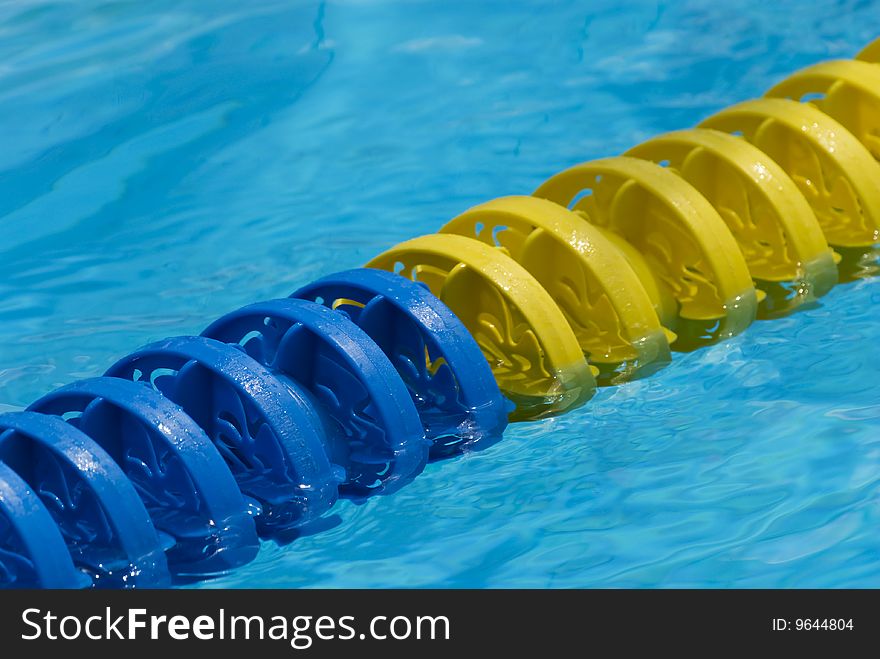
[1, 0, 879, 588]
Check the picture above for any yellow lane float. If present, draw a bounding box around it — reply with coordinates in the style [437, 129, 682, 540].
[367, 233, 596, 420]
[765, 60, 880, 161]
[857, 36, 880, 62]
[533, 156, 758, 349]
[701, 98, 880, 279]
[626, 128, 838, 316]
[440, 195, 672, 384]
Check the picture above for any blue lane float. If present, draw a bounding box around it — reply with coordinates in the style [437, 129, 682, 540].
[0, 267, 509, 588]
[0, 461, 86, 589]
[105, 336, 340, 535]
[0, 412, 171, 588]
[28, 377, 260, 576]
[203, 297, 430, 496]
[294, 268, 510, 457]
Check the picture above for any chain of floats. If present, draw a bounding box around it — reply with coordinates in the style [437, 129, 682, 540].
[2, 40, 880, 588]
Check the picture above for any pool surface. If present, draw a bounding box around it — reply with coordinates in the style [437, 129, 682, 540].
[1, 0, 879, 587]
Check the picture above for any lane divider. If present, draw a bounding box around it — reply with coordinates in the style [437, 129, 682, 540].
[1, 38, 879, 588]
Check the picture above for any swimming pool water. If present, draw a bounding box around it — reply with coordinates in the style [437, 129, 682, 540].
[1, 0, 879, 588]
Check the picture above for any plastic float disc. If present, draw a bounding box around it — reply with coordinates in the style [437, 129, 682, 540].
[440, 195, 671, 383]
[293, 268, 510, 457]
[534, 156, 758, 348]
[0, 411, 171, 588]
[856, 36, 880, 63]
[105, 336, 339, 534]
[766, 60, 880, 161]
[204, 298, 428, 496]
[700, 98, 880, 249]
[368, 234, 595, 421]
[29, 377, 260, 576]
[626, 128, 838, 315]
[0, 461, 85, 589]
